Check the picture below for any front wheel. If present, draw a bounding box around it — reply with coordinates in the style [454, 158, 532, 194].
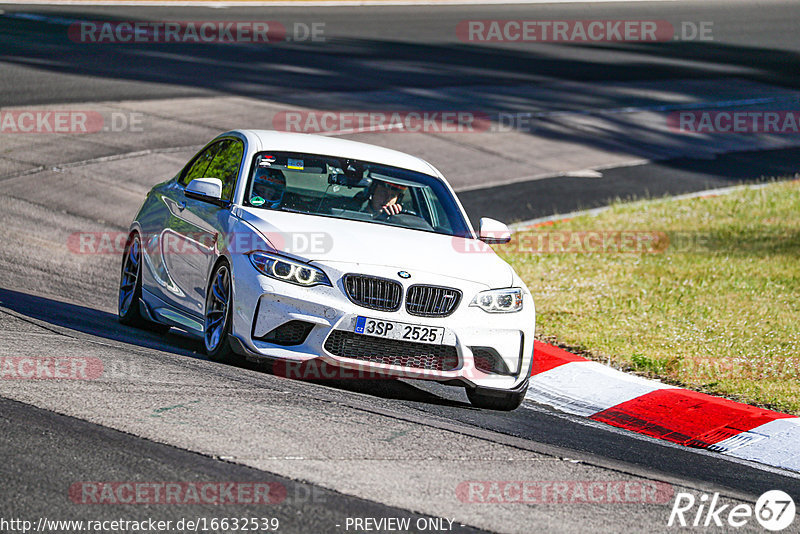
[466, 380, 529, 411]
[203, 261, 238, 363]
[118, 233, 170, 334]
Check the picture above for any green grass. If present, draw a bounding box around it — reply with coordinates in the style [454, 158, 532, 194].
[499, 179, 800, 414]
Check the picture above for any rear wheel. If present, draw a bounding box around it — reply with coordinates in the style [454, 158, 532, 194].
[466, 380, 529, 411]
[203, 261, 238, 363]
[118, 233, 170, 334]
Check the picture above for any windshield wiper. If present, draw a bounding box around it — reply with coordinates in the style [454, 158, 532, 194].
[277, 206, 307, 214]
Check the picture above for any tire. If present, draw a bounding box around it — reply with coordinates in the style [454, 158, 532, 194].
[466, 380, 529, 411]
[203, 260, 239, 363]
[118, 233, 170, 334]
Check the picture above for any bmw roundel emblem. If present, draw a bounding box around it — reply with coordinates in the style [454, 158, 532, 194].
[398, 271, 411, 279]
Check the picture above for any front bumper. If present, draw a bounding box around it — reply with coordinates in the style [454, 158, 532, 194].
[229, 257, 535, 391]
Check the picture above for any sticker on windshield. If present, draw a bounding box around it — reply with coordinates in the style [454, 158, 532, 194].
[287, 158, 304, 170]
[250, 196, 266, 206]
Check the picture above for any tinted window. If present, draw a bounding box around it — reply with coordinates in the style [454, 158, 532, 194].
[180, 142, 223, 186]
[205, 140, 244, 201]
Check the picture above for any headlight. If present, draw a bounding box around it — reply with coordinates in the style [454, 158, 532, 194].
[248, 251, 331, 287]
[470, 288, 523, 313]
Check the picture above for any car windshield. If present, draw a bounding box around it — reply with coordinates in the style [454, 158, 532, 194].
[243, 151, 472, 237]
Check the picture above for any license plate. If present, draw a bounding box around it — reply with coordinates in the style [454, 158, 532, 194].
[354, 316, 444, 345]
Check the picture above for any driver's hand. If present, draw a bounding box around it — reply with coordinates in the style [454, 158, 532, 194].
[381, 203, 403, 216]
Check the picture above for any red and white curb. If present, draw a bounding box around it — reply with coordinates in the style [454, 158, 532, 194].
[526, 341, 800, 473]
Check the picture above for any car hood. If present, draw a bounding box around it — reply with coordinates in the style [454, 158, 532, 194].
[236, 207, 513, 288]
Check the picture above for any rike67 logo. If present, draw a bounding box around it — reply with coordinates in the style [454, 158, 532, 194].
[668, 490, 795, 531]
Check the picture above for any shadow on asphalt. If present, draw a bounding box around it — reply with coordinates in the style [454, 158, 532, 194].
[3, 9, 799, 99]
[0, 286, 204, 356]
[2, 8, 799, 223]
[0, 286, 469, 408]
[3, 287, 800, 501]
[459, 147, 800, 225]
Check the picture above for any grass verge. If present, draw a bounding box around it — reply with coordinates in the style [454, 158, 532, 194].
[498, 179, 800, 414]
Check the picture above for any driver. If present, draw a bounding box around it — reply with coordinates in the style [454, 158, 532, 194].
[251, 167, 286, 208]
[362, 179, 407, 216]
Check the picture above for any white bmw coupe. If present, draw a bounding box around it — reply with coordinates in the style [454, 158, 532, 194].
[119, 130, 535, 410]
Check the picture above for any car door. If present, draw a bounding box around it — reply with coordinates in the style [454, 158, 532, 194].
[162, 138, 244, 318]
[137, 141, 220, 315]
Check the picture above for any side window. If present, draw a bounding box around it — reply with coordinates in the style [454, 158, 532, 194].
[179, 142, 224, 186]
[204, 140, 244, 201]
[422, 188, 451, 233]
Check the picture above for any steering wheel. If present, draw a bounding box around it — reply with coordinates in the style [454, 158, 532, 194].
[373, 208, 419, 220]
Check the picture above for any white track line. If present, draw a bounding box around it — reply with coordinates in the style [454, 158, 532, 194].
[716, 419, 800, 472]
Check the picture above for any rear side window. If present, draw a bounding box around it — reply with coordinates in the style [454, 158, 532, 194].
[205, 140, 244, 201]
[179, 139, 244, 202]
[180, 142, 223, 186]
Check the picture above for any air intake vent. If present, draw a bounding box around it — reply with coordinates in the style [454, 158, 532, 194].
[471, 347, 512, 375]
[257, 320, 314, 346]
[406, 285, 461, 317]
[324, 330, 458, 371]
[343, 274, 402, 312]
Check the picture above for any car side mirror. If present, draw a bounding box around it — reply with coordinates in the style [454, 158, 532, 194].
[478, 217, 512, 244]
[185, 178, 226, 206]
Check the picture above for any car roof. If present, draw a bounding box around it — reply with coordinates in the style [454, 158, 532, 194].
[237, 130, 443, 179]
